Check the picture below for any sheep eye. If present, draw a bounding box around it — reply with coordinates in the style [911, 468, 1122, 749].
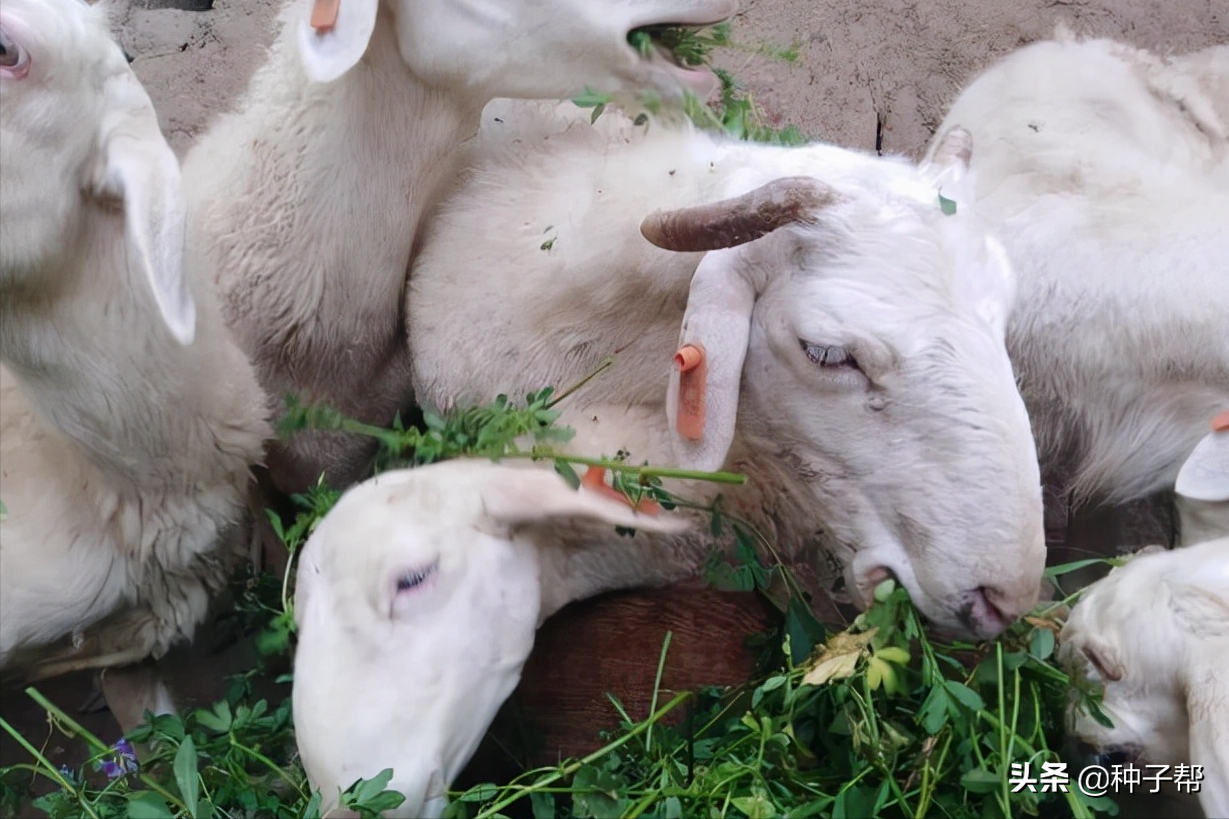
[0, 28, 30, 76]
[800, 339, 859, 370]
[395, 561, 436, 593]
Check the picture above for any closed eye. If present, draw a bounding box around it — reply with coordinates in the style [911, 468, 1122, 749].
[800, 339, 861, 372]
[396, 560, 438, 593]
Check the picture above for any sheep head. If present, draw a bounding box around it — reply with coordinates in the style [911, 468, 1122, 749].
[639, 128, 1046, 641]
[1057, 537, 1229, 816]
[0, 0, 193, 346]
[296, 0, 736, 102]
[291, 458, 690, 819]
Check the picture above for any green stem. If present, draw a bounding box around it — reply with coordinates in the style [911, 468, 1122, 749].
[646, 631, 673, 755]
[231, 736, 304, 795]
[544, 356, 616, 409]
[996, 645, 1010, 817]
[0, 717, 100, 819]
[529, 452, 747, 485]
[23, 688, 187, 813]
[472, 691, 693, 819]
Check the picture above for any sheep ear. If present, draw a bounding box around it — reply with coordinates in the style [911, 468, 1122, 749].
[1175, 423, 1229, 503]
[95, 75, 195, 346]
[478, 467, 691, 535]
[1080, 640, 1125, 683]
[965, 233, 1017, 337]
[297, 0, 379, 83]
[666, 249, 756, 473]
[920, 125, 974, 207]
[921, 127, 1016, 336]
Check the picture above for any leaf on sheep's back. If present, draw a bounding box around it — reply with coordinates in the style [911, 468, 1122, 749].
[800, 627, 876, 686]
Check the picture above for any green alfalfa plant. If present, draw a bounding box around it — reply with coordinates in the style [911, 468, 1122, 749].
[441, 550, 1122, 819]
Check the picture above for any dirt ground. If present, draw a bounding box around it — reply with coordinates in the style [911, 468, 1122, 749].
[109, 0, 1229, 160]
[2, 0, 1223, 810]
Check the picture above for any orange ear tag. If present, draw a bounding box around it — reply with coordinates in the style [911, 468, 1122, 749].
[674, 344, 706, 441]
[580, 466, 661, 516]
[311, 0, 341, 33]
[1213, 410, 1229, 432]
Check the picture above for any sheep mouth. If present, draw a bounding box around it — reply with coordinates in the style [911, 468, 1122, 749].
[627, 23, 727, 94]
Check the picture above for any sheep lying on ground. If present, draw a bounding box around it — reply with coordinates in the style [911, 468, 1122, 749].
[0, 0, 270, 729]
[409, 100, 1047, 640]
[1058, 535, 1229, 818]
[292, 459, 690, 818]
[183, 0, 736, 496]
[924, 35, 1229, 512]
[1175, 410, 1229, 546]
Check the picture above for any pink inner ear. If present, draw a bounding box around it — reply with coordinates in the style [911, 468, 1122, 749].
[675, 344, 707, 441]
[311, 0, 340, 33]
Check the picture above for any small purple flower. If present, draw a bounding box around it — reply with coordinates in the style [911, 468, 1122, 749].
[94, 737, 140, 780]
[96, 759, 124, 780]
[114, 738, 139, 772]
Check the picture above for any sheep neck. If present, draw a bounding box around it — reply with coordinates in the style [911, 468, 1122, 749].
[0, 219, 269, 491]
[526, 420, 831, 624]
[190, 4, 482, 429]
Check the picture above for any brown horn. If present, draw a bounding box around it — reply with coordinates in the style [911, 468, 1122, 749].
[639, 176, 844, 253]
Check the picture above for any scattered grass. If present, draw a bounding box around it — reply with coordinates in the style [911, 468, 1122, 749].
[577, 21, 807, 144]
[440, 548, 1122, 819]
[0, 375, 1122, 819]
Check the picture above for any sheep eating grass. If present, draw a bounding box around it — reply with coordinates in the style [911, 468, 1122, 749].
[291, 458, 690, 819]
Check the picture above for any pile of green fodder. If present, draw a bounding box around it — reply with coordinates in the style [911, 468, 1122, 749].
[1, 381, 1121, 819]
[442, 544, 1122, 819]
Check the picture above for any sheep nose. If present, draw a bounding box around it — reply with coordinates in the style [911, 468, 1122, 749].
[1091, 745, 1141, 768]
[961, 583, 1037, 640]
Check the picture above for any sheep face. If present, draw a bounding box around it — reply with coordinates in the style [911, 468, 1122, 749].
[296, 0, 736, 97]
[0, 0, 194, 345]
[292, 459, 690, 818]
[740, 228, 1044, 641]
[646, 138, 1046, 641]
[1057, 538, 1229, 813]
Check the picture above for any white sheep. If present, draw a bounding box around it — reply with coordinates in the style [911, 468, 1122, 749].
[1057, 535, 1229, 819]
[181, 0, 737, 497]
[0, 0, 270, 729]
[408, 99, 1048, 640]
[292, 458, 690, 818]
[923, 35, 1229, 511]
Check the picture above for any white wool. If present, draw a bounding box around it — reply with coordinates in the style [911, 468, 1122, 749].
[181, 0, 737, 495]
[926, 36, 1229, 508]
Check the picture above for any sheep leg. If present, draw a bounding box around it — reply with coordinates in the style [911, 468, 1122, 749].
[245, 464, 293, 578]
[97, 660, 177, 738]
[23, 609, 161, 682]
